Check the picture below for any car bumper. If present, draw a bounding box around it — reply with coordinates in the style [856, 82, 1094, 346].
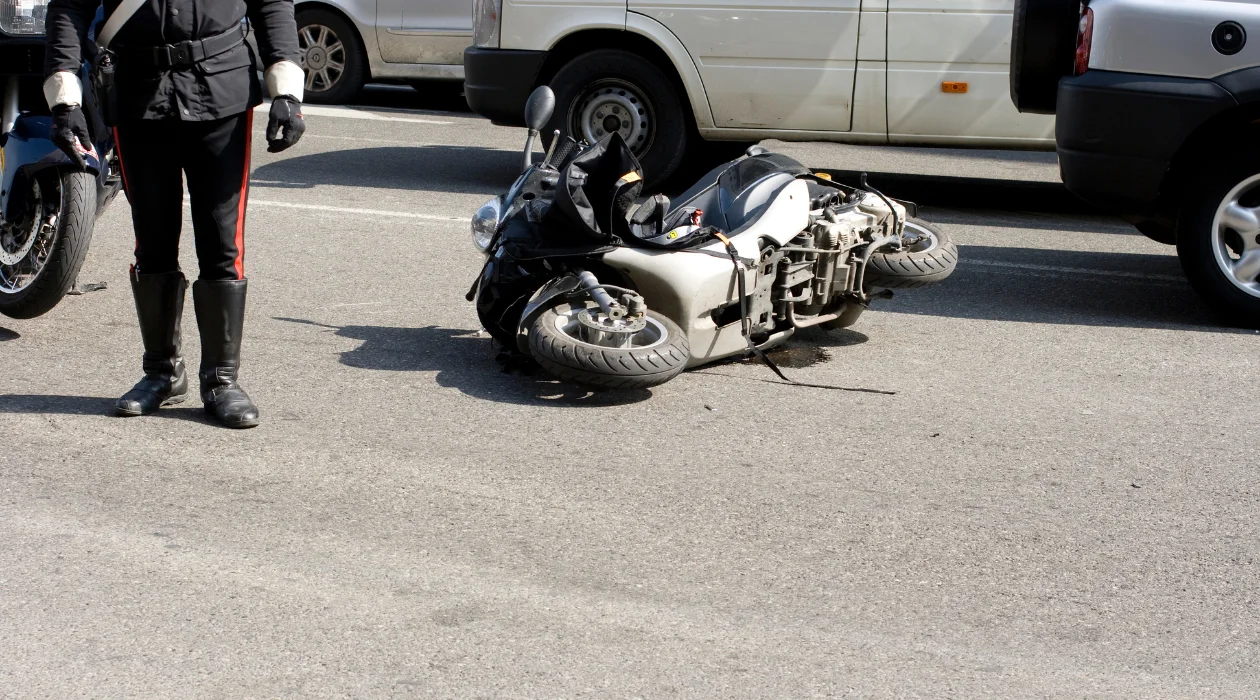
[1055, 70, 1234, 214]
[463, 47, 548, 127]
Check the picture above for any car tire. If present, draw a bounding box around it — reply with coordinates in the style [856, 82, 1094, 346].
[1010, 0, 1081, 114]
[545, 49, 689, 188]
[295, 9, 366, 105]
[1176, 155, 1260, 327]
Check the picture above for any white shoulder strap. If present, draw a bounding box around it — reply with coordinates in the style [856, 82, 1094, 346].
[96, 0, 147, 50]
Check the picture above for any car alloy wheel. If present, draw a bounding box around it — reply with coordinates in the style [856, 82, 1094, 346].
[1211, 172, 1260, 299]
[298, 23, 347, 94]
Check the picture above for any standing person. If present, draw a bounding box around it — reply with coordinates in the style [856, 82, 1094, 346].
[43, 0, 306, 429]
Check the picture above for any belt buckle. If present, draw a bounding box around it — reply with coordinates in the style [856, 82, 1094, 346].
[171, 43, 192, 66]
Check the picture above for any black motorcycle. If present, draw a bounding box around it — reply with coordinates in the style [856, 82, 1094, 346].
[1, 3, 121, 319]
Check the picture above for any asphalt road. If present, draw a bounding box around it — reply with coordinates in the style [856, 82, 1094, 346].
[2, 85, 1257, 699]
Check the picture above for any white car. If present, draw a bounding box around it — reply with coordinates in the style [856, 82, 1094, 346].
[293, 0, 470, 103]
[1013, 0, 1260, 325]
[465, 0, 1056, 184]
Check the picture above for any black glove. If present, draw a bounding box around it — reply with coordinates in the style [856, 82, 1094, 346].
[266, 95, 305, 153]
[51, 104, 91, 170]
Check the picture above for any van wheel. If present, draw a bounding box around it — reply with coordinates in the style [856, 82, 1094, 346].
[1010, 0, 1081, 114]
[296, 9, 366, 104]
[1177, 155, 1260, 327]
[546, 49, 689, 188]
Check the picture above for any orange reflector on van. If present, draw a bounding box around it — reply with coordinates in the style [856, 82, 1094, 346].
[942, 82, 969, 94]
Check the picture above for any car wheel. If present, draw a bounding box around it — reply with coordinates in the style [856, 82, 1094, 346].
[546, 49, 689, 188]
[1177, 156, 1260, 327]
[1010, 0, 1081, 114]
[295, 9, 366, 104]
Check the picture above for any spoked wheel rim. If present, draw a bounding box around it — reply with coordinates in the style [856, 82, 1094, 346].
[298, 23, 346, 94]
[569, 79, 655, 154]
[552, 303, 670, 351]
[900, 219, 941, 254]
[1211, 172, 1260, 299]
[0, 177, 58, 295]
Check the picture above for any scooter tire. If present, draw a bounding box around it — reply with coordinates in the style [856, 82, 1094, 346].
[864, 218, 959, 290]
[0, 170, 96, 319]
[528, 304, 690, 390]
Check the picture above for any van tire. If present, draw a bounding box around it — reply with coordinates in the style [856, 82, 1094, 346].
[546, 49, 689, 188]
[1010, 0, 1081, 114]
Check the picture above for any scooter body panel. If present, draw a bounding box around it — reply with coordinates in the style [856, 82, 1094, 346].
[604, 179, 812, 367]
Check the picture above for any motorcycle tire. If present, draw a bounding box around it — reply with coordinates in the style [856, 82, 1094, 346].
[0, 170, 96, 319]
[528, 302, 690, 390]
[1010, 0, 1081, 114]
[864, 218, 959, 290]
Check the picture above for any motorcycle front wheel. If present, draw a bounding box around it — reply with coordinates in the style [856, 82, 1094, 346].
[528, 302, 691, 390]
[0, 170, 97, 319]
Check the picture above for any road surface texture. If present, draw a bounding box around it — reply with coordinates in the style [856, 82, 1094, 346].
[2, 86, 1257, 698]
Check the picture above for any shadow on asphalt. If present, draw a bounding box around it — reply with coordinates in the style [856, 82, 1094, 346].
[884, 243, 1257, 333]
[0, 327, 19, 341]
[349, 82, 473, 113]
[274, 317, 654, 406]
[252, 145, 521, 196]
[0, 394, 115, 415]
[927, 208, 1141, 236]
[0, 393, 224, 425]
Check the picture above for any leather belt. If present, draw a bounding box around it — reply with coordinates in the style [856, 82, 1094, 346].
[117, 23, 248, 69]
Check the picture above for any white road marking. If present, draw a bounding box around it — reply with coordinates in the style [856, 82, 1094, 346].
[255, 102, 452, 125]
[248, 199, 467, 222]
[960, 258, 1185, 282]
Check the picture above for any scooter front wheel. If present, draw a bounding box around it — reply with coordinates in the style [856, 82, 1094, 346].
[0, 170, 96, 319]
[528, 302, 690, 390]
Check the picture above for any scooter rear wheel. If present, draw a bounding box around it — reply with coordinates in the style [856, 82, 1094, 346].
[528, 302, 690, 390]
[0, 170, 96, 319]
[863, 218, 959, 290]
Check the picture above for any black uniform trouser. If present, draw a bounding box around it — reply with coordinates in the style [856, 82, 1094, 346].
[113, 112, 253, 281]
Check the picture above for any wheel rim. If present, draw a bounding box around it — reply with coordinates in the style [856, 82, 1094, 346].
[1212, 173, 1260, 299]
[552, 304, 670, 351]
[900, 220, 941, 254]
[298, 23, 346, 94]
[0, 177, 58, 295]
[569, 79, 655, 154]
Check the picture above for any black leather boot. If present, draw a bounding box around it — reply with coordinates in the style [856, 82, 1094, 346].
[116, 271, 189, 416]
[192, 278, 260, 429]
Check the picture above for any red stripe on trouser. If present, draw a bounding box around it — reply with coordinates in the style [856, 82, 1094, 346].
[112, 127, 140, 270]
[233, 111, 253, 280]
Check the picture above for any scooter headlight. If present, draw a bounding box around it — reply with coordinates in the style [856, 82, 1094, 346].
[472, 195, 504, 253]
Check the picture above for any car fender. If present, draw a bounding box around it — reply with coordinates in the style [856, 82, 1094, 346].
[625, 12, 715, 131]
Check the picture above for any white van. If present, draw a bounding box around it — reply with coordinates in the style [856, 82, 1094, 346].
[465, 0, 1054, 183]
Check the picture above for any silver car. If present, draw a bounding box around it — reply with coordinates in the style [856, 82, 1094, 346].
[294, 0, 470, 103]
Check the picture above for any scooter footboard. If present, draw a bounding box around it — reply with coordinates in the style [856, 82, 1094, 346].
[603, 246, 755, 366]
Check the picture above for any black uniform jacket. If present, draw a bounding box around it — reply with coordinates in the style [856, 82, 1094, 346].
[44, 0, 300, 121]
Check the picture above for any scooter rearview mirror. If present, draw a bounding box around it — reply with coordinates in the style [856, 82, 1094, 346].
[524, 86, 555, 132]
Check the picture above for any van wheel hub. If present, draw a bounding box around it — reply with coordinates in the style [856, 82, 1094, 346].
[574, 80, 654, 152]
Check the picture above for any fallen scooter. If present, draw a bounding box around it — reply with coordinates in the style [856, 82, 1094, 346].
[470, 87, 958, 390]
